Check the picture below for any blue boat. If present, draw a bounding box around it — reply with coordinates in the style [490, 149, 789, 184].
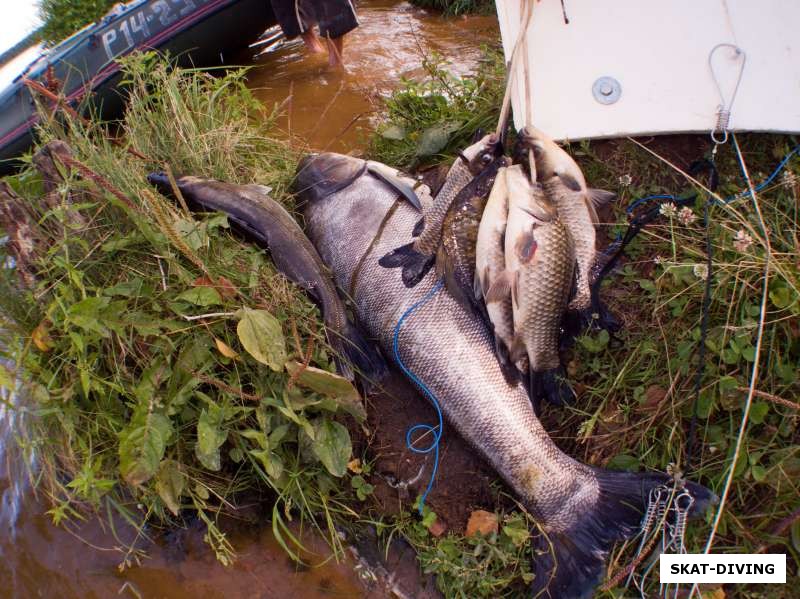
[0, 0, 275, 169]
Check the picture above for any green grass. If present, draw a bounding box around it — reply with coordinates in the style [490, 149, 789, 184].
[408, 0, 495, 17]
[0, 52, 363, 566]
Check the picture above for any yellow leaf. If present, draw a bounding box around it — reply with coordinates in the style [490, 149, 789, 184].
[215, 337, 239, 359]
[32, 321, 53, 352]
[347, 458, 362, 474]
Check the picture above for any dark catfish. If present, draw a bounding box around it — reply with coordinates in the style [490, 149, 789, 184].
[147, 173, 386, 382]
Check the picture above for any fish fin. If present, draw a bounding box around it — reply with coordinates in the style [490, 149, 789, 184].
[367, 162, 422, 210]
[529, 366, 575, 410]
[439, 249, 472, 311]
[473, 266, 486, 301]
[530, 472, 716, 599]
[588, 188, 617, 209]
[378, 243, 434, 288]
[512, 270, 520, 310]
[484, 269, 513, 304]
[327, 320, 388, 383]
[494, 336, 522, 386]
[557, 172, 582, 192]
[508, 336, 526, 364]
[412, 217, 425, 237]
[242, 183, 273, 196]
[584, 197, 600, 226]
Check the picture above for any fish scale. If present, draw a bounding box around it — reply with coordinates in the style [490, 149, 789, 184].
[304, 162, 597, 529]
[296, 153, 714, 598]
[511, 216, 574, 371]
[542, 176, 595, 311]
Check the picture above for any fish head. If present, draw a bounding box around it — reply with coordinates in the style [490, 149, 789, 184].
[292, 153, 368, 208]
[459, 133, 504, 176]
[517, 126, 586, 191]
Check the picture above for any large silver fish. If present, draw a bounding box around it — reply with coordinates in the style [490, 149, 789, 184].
[490, 167, 575, 408]
[147, 173, 387, 382]
[292, 153, 713, 598]
[379, 133, 503, 287]
[518, 127, 616, 314]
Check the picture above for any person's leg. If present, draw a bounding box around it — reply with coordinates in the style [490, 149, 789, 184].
[301, 29, 325, 54]
[316, 0, 358, 67]
[325, 35, 345, 67]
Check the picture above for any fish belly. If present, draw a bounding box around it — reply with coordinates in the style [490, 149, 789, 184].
[304, 170, 592, 525]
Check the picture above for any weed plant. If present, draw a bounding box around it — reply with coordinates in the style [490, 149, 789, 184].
[409, 0, 495, 17]
[369, 49, 505, 170]
[0, 53, 362, 566]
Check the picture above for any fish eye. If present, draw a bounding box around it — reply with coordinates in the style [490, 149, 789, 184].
[480, 153, 492, 164]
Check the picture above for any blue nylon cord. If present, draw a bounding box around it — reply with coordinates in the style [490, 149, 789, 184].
[392, 279, 445, 515]
[625, 144, 799, 214]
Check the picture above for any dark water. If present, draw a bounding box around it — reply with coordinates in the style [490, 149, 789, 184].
[0, 2, 498, 597]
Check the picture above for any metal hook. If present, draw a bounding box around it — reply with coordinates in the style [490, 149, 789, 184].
[708, 43, 746, 145]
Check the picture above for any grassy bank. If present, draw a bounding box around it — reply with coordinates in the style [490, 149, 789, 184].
[0, 46, 797, 598]
[0, 53, 363, 565]
[370, 52, 800, 596]
[409, 0, 495, 17]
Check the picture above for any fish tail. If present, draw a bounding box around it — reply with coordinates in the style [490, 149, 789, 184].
[327, 320, 388, 383]
[529, 367, 575, 413]
[530, 472, 716, 598]
[377, 243, 434, 288]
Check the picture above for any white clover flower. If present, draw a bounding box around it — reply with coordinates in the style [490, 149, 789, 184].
[693, 263, 709, 280]
[618, 174, 632, 187]
[677, 206, 697, 226]
[653, 255, 665, 265]
[659, 202, 677, 218]
[733, 229, 753, 253]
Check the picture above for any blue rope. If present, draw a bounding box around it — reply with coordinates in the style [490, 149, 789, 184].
[625, 144, 800, 214]
[392, 279, 445, 515]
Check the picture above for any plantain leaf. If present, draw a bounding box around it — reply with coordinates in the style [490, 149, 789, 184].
[285, 361, 365, 421]
[195, 405, 227, 471]
[236, 307, 286, 371]
[310, 418, 351, 477]
[175, 286, 222, 306]
[155, 459, 186, 516]
[119, 413, 172, 486]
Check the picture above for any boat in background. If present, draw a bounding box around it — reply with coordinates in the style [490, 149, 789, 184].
[0, 0, 275, 169]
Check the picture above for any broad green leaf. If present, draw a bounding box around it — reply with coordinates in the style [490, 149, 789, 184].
[416, 122, 461, 157]
[769, 286, 792, 309]
[250, 448, 284, 480]
[119, 413, 172, 486]
[502, 517, 530, 547]
[285, 361, 366, 421]
[155, 459, 186, 516]
[196, 406, 227, 471]
[310, 418, 351, 477]
[103, 278, 144, 297]
[236, 307, 286, 371]
[175, 286, 222, 307]
[67, 296, 111, 337]
[174, 218, 209, 251]
[381, 124, 405, 140]
[749, 401, 769, 425]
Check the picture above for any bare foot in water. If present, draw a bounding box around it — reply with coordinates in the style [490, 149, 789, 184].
[326, 36, 345, 69]
[301, 30, 325, 54]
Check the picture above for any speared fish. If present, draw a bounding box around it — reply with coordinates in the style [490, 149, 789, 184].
[518, 126, 616, 315]
[378, 133, 503, 287]
[290, 152, 714, 599]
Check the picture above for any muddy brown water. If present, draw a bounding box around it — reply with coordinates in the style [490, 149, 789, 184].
[0, 3, 498, 598]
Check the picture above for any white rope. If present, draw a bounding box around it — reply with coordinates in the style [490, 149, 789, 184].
[688, 133, 772, 598]
[495, 0, 535, 139]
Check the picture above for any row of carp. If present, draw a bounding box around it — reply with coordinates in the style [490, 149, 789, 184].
[380, 126, 616, 409]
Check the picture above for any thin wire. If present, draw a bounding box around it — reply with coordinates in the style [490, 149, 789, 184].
[392, 279, 445, 514]
[625, 144, 800, 214]
[688, 133, 772, 598]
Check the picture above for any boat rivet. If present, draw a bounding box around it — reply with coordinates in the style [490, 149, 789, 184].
[592, 77, 621, 105]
